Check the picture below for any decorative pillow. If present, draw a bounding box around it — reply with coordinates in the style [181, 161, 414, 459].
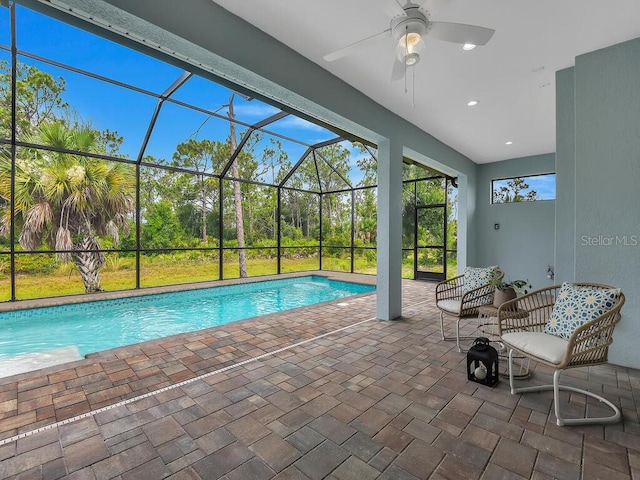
[544, 282, 621, 340]
[463, 266, 497, 292]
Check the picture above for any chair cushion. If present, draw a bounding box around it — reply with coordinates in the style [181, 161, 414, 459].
[502, 332, 569, 365]
[544, 283, 621, 340]
[463, 266, 497, 292]
[436, 299, 461, 314]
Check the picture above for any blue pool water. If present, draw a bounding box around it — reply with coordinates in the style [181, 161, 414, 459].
[0, 276, 374, 359]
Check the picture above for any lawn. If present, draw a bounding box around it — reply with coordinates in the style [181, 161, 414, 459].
[0, 252, 455, 302]
[0, 254, 369, 301]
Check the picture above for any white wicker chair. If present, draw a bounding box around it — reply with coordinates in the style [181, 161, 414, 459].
[435, 268, 503, 352]
[497, 283, 625, 426]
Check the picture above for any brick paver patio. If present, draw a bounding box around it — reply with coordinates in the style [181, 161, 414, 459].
[0, 275, 638, 479]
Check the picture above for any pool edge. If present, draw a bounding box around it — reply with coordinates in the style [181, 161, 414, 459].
[0, 271, 377, 313]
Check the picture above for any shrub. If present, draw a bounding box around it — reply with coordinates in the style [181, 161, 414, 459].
[15, 254, 59, 274]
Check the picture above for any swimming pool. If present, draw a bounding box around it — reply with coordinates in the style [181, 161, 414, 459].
[0, 275, 375, 359]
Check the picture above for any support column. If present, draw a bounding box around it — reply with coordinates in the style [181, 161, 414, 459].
[554, 67, 576, 283]
[376, 138, 403, 320]
[456, 174, 470, 275]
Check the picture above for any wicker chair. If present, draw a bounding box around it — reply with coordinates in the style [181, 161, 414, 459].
[435, 268, 503, 352]
[497, 283, 625, 426]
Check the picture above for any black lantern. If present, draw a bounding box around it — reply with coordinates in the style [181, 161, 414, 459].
[467, 337, 499, 386]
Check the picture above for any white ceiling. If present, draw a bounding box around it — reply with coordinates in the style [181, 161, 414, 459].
[211, 0, 640, 164]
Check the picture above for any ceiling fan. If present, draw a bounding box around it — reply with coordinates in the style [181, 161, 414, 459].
[323, 0, 495, 81]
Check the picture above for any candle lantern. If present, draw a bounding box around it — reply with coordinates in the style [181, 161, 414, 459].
[467, 337, 499, 387]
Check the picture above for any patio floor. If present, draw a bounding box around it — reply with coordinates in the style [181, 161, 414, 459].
[0, 276, 638, 479]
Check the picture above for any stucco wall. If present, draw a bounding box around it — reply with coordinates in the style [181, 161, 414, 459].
[554, 67, 576, 284]
[476, 154, 556, 289]
[572, 38, 640, 367]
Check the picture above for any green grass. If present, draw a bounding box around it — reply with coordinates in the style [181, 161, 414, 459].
[0, 254, 371, 301]
[0, 253, 455, 301]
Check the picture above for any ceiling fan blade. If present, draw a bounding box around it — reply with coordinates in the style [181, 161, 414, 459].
[324, 28, 392, 62]
[385, 0, 409, 18]
[417, 0, 449, 16]
[391, 56, 405, 81]
[428, 21, 495, 45]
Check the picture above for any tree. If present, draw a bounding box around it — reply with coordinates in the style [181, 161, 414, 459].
[171, 139, 219, 243]
[141, 200, 184, 250]
[492, 177, 538, 203]
[314, 144, 351, 243]
[355, 188, 377, 245]
[279, 154, 320, 242]
[243, 138, 287, 244]
[227, 94, 248, 277]
[0, 122, 135, 292]
[355, 144, 377, 187]
[354, 144, 378, 245]
[0, 60, 68, 139]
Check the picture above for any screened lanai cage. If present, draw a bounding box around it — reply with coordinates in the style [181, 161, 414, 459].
[0, 3, 457, 301]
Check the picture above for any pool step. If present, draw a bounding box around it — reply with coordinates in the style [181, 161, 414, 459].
[0, 346, 83, 378]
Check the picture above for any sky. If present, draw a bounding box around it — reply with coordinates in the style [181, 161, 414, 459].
[1, 4, 375, 186]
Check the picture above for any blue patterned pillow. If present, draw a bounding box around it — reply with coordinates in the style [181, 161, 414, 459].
[463, 266, 497, 292]
[544, 283, 621, 340]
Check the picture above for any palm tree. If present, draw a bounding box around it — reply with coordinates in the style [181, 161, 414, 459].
[0, 122, 135, 292]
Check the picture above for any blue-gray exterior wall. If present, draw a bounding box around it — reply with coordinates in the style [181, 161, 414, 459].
[476, 154, 556, 289]
[554, 67, 576, 284]
[571, 37, 640, 367]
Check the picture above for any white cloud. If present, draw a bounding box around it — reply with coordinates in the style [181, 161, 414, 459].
[275, 116, 328, 132]
[232, 103, 281, 118]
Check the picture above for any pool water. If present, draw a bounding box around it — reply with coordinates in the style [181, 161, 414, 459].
[0, 276, 375, 358]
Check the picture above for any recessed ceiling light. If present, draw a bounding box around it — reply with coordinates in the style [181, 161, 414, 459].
[505, 141, 513, 145]
[462, 43, 476, 51]
[467, 100, 478, 106]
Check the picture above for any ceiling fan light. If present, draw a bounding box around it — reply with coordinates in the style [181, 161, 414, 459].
[405, 52, 420, 66]
[399, 32, 422, 49]
[396, 33, 425, 68]
[398, 31, 425, 55]
[462, 43, 476, 51]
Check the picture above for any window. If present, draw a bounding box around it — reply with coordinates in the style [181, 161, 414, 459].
[491, 173, 556, 204]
